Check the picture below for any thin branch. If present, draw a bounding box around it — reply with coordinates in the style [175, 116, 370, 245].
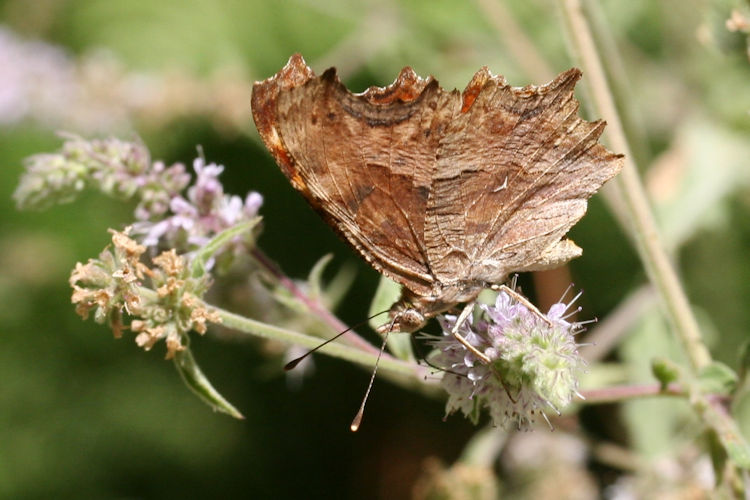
[557, 0, 712, 372]
[200, 292, 439, 394]
[580, 285, 655, 363]
[250, 248, 380, 356]
[580, 383, 684, 404]
[474, 0, 555, 81]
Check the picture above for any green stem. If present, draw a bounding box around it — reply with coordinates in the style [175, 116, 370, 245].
[579, 0, 651, 167]
[138, 284, 435, 390]
[458, 426, 508, 467]
[580, 383, 685, 404]
[216, 304, 412, 374]
[250, 247, 379, 356]
[557, 0, 712, 372]
[205, 296, 440, 394]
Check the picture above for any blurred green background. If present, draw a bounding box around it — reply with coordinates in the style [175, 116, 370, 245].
[2, 0, 750, 498]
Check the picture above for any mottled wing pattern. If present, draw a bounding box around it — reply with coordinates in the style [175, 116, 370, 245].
[252, 54, 624, 307]
[426, 68, 623, 285]
[252, 54, 456, 296]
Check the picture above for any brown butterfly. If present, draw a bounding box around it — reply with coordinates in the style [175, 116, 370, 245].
[251, 54, 623, 335]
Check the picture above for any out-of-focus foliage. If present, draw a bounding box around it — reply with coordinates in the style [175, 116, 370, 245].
[2, 0, 750, 498]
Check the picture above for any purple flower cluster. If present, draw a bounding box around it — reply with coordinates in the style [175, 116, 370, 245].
[15, 134, 263, 267]
[431, 289, 585, 429]
[14, 134, 189, 211]
[131, 157, 263, 262]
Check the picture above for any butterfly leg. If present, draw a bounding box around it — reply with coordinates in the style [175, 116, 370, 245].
[452, 303, 518, 402]
[493, 284, 553, 326]
[450, 302, 492, 364]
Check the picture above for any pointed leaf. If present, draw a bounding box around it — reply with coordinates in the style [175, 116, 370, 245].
[190, 217, 261, 277]
[307, 253, 333, 299]
[368, 276, 413, 361]
[698, 361, 738, 395]
[174, 347, 244, 419]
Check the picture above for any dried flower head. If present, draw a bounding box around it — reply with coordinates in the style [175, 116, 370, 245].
[70, 229, 221, 359]
[430, 288, 585, 429]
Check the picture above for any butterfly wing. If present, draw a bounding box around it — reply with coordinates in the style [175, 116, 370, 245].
[253, 55, 623, 304]
[252, 54, 457, 296]
[425, 68, 624, 285]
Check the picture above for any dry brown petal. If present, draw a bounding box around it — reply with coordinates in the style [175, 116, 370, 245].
[70, 260, 111, 288]
[70, 287, 112, 318]
[164, 330, 186, 360]
[135, 261, 150, 280]
[187, 296, 221, 334]
[110, 229, 146, 256]
[153, 249, 185, 276]
[135, 324, 164, 350]
[93, 289, 112, 308]
[69, 261, 91, 286]
[110, 311, 126, 339]
[112, 266, 138, 284]
[157, 277, 184, 297]
[181, 294, 198, 309]
[73, 301, 93, 320]
[134, 332, 154, 349]
[727, 9, 750, 32]
[122, 290, 141, 314]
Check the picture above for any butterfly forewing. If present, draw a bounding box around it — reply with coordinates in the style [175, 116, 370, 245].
[268, 65, 449, 296]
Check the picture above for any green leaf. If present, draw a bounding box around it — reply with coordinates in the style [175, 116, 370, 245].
[306, 253, 333, 299]
[173, 347, 244, 419]
[722, 434, 750, 469]
[704, 403, 750, 469]
[190, 217, 261, 277]
[698, 361, 738, 395]
[322, 261, 357, 310]
[368, 275, 401, 331]
[368, 275, 413, 361]
[305, 254, 357, 309]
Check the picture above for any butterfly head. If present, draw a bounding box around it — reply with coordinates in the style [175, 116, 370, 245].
[377, 285, 483, 334]
[376, 303, 427, 334]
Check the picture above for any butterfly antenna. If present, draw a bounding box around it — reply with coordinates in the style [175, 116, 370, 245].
[412, 333, 461, 377]
[284, 310, 390, 371]
[350, 314, 397, 431]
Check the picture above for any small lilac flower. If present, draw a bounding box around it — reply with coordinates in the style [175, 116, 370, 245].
[431, 289, 585, 429]
[131, 157, 263, 263]
[13, 134, 190, 212]
[17, 134, 263, 269]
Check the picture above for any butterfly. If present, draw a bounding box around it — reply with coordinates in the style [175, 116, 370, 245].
[251, 54, 623, 335]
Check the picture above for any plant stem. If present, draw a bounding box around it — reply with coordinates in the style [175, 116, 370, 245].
[458, 426, 508, 467]
[250, 247, 379, 356]
[580, 383, 684, 404]
[205, 295, 437, 392]
[557, 0, 711, 372]
[474, 0, 554, 81]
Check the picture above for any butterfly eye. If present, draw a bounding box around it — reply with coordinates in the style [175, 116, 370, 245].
[395, 308, 426, 333]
